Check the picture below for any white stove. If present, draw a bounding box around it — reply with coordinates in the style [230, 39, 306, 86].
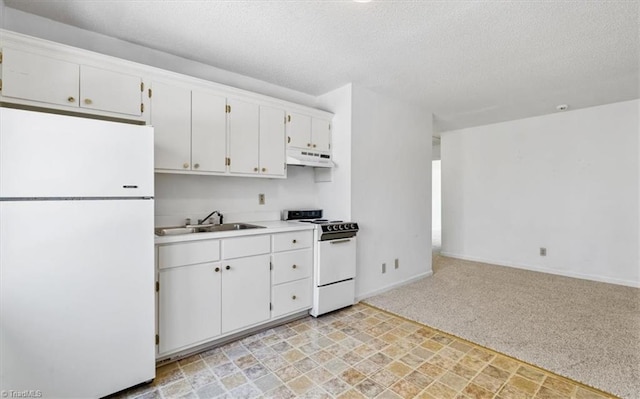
[283, 209, 359, 316]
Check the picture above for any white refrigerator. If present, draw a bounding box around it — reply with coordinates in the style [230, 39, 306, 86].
[0, 108, 155, 398]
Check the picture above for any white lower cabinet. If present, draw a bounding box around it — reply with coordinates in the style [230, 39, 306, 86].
[270, 231, 314, 318]
[156, 229, 313, 357]
[221, 254, 271, 333]
[158, 262, 221, 354]
[271, 278, 312, 318]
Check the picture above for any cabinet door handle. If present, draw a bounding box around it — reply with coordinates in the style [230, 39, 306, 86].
[292, 295, 297, 300]
[214, 267, 220, 272]
[183, 163, 189, 169]
[262, 168, 266, 172]
[307, 143, 311, 147]
[67, 96, 76, 103]
[287, 136, 291, 144]
[225, 265, 231, 270]
[287, 115, 291, 122]
[253, 167, 258, 172]
[292, 239, 297, 244]
[292, 264, 297, 269]
[312, 144, 317, 148]
[84, 98, 93, 105]
[194, 163, 200, 169]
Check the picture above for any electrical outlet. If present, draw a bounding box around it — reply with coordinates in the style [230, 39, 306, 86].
[382, 263, 386, 273]
[395, 258, 399, 269]
[540, 247, 547, 256]
[258, 193, 265, 205]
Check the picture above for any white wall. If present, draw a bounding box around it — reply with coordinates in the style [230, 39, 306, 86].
[352, 86, 433, 299]
[442, 99, 640, 287]
[315, 84, 353, 221]
[154, 168, 318, 226]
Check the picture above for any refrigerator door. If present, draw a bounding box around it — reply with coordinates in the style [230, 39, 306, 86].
[0, 108, 153, 198]
[0, 199, 155, 398]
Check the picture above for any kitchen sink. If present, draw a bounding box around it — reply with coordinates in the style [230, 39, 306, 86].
[155, 223, 266, 236]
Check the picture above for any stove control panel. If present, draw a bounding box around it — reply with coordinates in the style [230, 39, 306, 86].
[322, 223, 359, 233]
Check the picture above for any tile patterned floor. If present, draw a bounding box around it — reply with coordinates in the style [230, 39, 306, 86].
[114, 304, 616, 399]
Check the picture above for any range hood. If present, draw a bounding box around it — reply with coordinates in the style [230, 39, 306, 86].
[287, 148, 335, 168]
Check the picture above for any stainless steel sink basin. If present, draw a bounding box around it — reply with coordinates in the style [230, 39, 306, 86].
[155, 223, 266, 236]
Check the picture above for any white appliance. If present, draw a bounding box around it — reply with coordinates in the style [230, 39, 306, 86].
[286, 148, 335, 168]
[0, 108, 155, 398]
[282, 210, 358, 316]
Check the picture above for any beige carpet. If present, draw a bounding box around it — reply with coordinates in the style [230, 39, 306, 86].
[363, 255, 640, 399]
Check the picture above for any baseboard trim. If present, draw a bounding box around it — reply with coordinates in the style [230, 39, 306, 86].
[355, 271, 433, 302]
[439, 251, 640, 288]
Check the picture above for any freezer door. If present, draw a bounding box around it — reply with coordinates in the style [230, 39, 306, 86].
[0, 199, 155, 398]
[0, 108, 153, 198]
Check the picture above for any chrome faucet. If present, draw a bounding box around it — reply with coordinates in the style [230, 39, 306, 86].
[198, 210, 223, 225]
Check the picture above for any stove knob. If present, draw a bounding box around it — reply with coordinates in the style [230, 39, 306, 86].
[351, 223, 357, 229]
[326, 225, 333, 231]
[339, 224, 345, 230]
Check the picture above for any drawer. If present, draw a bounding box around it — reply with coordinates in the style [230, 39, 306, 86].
[272, 231, 313, 252]
[222, 235, 270, 259]
[271, 278, 312, 318]
[158, 240, 220, 270]
[272, 249, 312, 285]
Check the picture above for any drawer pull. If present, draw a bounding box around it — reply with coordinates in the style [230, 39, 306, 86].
[225, 265, 231, 270]
[84, 98, 93, 105]
[67, 96, 76, 103]
[214, 267, 220, 272]
[292, 264, 297, 269]
[330, 239, 352, 244]
[292, 239, 297, 244]
[292, 295, 297, 300]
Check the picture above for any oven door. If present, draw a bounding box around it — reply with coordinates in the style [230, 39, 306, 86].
[316, 237, 356, 286]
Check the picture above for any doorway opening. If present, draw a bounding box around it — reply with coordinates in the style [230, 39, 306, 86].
[432, 160, 441, 253]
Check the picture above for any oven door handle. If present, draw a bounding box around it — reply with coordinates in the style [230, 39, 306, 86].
[329, 239, 352, 244]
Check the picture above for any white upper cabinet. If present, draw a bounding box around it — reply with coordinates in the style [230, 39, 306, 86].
[150, 81, 192, 171]
[259, 105, 286, 177]
[1, 47, 144, 118]
[192, 90, 227, 173]
[151, 82, 228, 173]
[2, 48, 80, 108]
[286, 111, 331, 152]
[286, 112, 312, 149]
[228, 98, 260, 175]
[80, 65, 142, 116]
[0, 31, 332, 178]
[311, 118, 331, 152]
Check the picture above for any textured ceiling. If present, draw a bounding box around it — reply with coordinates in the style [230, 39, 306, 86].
[5, 0, 639, 132]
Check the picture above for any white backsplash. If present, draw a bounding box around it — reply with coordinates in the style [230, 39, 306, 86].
[154, 166, 320, 227]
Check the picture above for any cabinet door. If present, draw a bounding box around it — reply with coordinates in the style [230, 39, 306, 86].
[259, 105, 286, 177]
[312, 118, 331, 152]
[228, 98, 259, 175]
[221, 255, 270, 333]
[1, 47, 79, 108]
[158, 263, 222, 354]
[286, 112, 312, 149]
[80, 65, 142, 116]
[192, 90, 227, 173]
[151, 81, 192, 171]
